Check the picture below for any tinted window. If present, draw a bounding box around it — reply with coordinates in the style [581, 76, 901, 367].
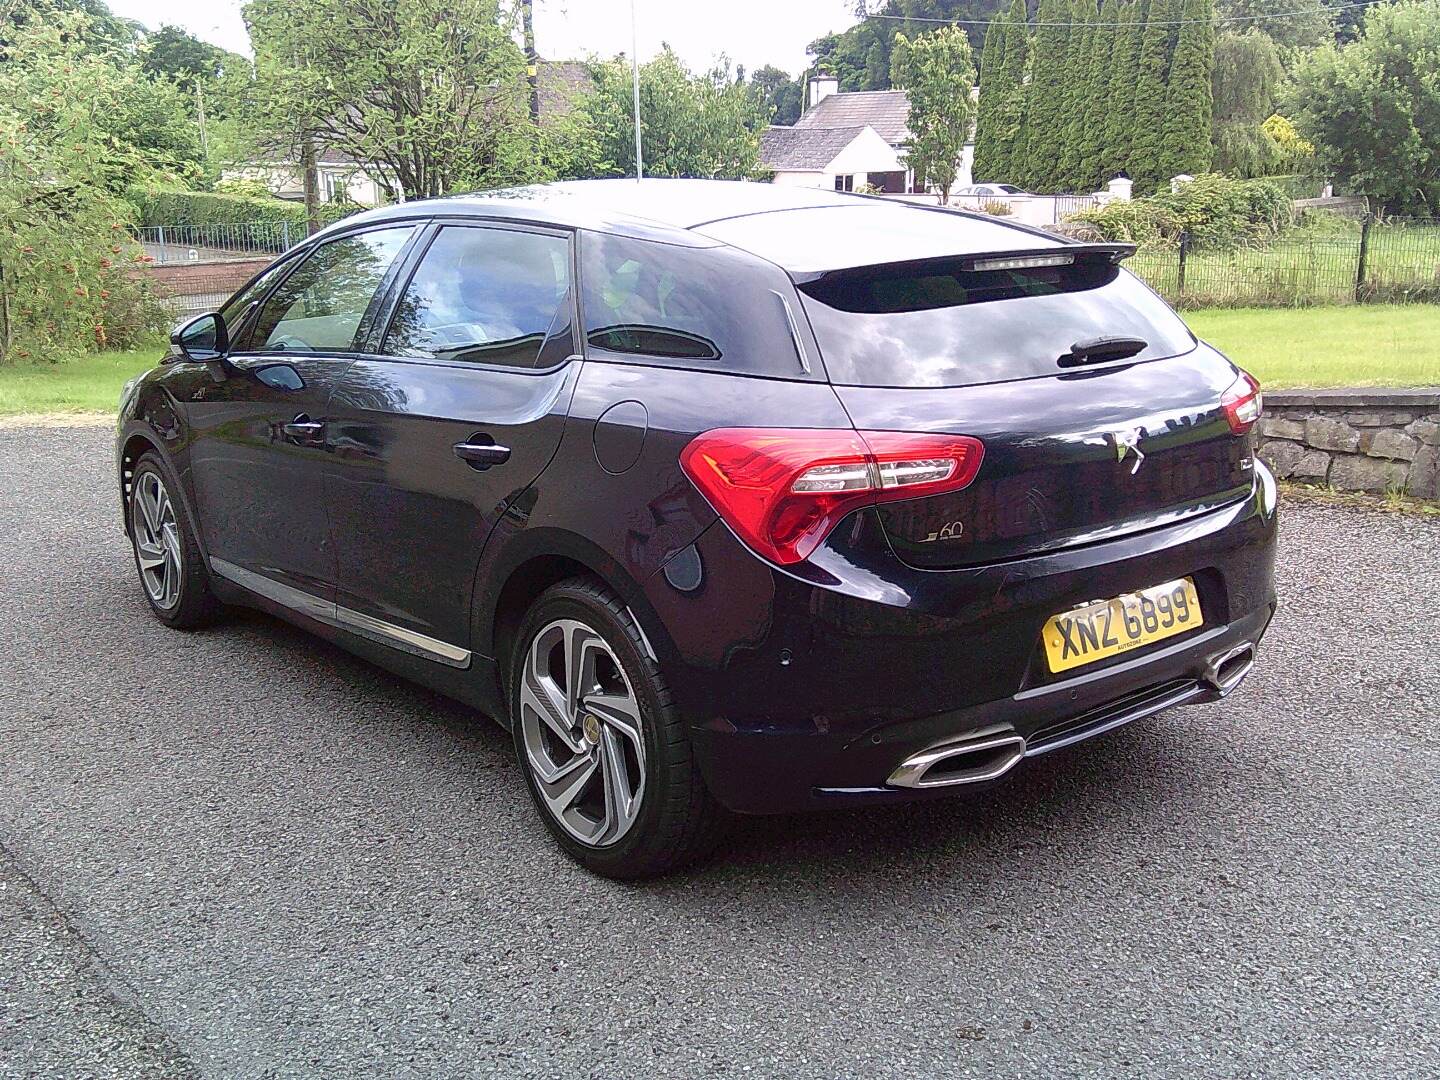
[800, 260, 1195, 388]
[382, 226, 572, 367]
[249, 227, 414, 353]
[219, 258, 291, 344]
[579, 231, 805, 376]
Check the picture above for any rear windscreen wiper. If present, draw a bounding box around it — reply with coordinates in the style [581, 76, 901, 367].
[1059, 335, 1148, 367]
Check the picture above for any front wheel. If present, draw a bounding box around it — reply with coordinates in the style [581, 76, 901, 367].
[128, 453, 220, 628]
[510, 578, 724, 879]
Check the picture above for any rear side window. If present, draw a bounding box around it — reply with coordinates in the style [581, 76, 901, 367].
[799, 258, 1195, 388]
[248, 227, 414, 353]
[579, 231, 806, 377]
[383, 226, 574, 368]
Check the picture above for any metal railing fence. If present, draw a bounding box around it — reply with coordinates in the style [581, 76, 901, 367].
[1128, 216, 1440, 309]
[131, 221, 297, 265]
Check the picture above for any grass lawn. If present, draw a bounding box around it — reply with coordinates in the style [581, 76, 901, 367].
[0, 339, 166, 417]
[1184, 305, 1440, 388]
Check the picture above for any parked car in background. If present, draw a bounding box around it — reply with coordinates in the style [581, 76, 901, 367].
[117, 180, 1277, 878]
[954, 183, 1029, 197]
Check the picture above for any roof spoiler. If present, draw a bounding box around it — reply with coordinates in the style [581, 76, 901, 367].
[791, 242, 1137, 283]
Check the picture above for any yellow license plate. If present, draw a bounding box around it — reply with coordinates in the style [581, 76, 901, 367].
[1043, 577, 1203, 673]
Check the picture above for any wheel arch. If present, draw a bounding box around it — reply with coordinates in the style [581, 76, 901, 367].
[477, 529, 666, 714]
[118, 429, 166, 531]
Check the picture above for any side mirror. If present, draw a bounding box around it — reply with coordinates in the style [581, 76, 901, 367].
[171, 312, 229, 364]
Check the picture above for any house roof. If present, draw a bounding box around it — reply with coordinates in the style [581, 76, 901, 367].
[759, 125, 872, 172]
[792, 89, 911, 146]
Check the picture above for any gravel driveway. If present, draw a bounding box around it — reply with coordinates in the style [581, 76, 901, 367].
[1, 424, 1437, 1079]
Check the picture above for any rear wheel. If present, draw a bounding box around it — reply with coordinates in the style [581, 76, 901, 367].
[128, 454, 219, 628]
[510, 578, 723, 878]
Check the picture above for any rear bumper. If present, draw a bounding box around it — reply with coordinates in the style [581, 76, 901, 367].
[640, 466, 1278, 815]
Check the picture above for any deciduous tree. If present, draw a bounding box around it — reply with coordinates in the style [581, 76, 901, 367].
[891, 25, 978, 203]
[1290, 0, 1440, 213]
[585, 49, 769, 179]
[243, 0, 537, 200]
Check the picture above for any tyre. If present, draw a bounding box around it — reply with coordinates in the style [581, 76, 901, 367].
[127, 453, 220, 629]
[510, 577, 724, 879]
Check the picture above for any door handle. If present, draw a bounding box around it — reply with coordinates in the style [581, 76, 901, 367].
[282, 415, 325, 442]
[453, 440, 511, 469]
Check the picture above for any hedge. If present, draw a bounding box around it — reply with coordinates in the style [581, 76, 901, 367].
[127, 186, 359, 237]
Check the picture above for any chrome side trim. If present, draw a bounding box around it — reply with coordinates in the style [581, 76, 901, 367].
[210, 557, 333, 623]
[209, 557, 471, 669]
[333, 606, 470, 668]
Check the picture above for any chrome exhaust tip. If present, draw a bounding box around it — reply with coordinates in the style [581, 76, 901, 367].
[887, 729, 1027, 790]
[1201, 641, 1256, 697]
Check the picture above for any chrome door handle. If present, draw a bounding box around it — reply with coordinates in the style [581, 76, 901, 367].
[282, 415, 325, 441]
[453, 441, 511, 469]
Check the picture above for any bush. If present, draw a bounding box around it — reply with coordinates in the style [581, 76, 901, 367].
[980, 199, 1014, 216]
[1067, 173, 1291, 247]
[127, 186, 358, 234]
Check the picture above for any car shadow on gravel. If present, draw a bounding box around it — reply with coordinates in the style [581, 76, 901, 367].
[206, 599, 1213, 894]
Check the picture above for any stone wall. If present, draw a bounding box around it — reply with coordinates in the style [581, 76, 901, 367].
[1258, 389, 1440, 498]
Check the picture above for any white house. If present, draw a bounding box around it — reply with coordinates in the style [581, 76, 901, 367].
[223, 147, 395, 206]
[760, 76, 974, 195]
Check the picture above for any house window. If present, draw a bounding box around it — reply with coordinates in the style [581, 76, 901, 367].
[833, 174, 855, 193]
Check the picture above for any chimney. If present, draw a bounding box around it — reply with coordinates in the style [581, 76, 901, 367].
[807, 75, 838, 109]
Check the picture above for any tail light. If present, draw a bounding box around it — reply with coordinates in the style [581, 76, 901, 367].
[1221, 370, 1263, 434]
[680, 428, 985, 565]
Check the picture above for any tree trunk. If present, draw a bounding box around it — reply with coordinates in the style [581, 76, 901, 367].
[301, 136, 321, 236]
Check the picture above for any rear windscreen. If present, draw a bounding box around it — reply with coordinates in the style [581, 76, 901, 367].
[798, 258, 1195, 388]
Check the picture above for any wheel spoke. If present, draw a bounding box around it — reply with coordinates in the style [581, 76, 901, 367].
[585, 690, 643, 751]
[521, 666, 583, 757]
[135, 540, 166, 571]
[563, 623, 604, 718]
[139, 478, 163, 535]
[598, 728, 640, 841]
[536, 752, 599, 819]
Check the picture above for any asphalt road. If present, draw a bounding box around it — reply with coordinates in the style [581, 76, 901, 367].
[1, 424, 1437, 1079]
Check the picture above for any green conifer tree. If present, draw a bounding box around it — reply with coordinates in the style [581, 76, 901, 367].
[1077, 0, 1124, 191]
[1024, 0, 1074, 192]
[994, 0, 1032, 184]
[1100, 0, 1146, 181]
[1055, 0, 1098, 190]
[1129, 0, 1180, 191]
[1158, 0, 1215, 179]
[972, 10, 1010, 182]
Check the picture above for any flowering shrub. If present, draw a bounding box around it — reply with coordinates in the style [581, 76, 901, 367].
[0, 17, 172, 363]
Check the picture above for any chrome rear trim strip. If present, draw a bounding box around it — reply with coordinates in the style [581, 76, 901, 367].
[209, 557, 471, 669]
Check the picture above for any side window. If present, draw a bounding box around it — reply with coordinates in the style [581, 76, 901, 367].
[382, 226, 573, 368]
[218, 258, 291, 347]
[579, 231, 806, 377]
[248, 226, 414, 354]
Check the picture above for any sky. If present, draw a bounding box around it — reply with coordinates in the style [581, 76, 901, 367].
[105, 0, 862, 77]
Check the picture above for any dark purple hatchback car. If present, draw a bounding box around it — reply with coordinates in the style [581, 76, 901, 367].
[117, 180, 1277, 877]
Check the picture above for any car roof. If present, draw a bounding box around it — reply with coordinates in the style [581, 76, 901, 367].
[317, 178, 1060, 271]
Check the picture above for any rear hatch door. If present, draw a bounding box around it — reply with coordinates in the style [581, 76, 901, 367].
[797, 248, 1254, 569]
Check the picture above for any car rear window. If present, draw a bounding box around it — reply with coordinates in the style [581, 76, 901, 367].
[579, 231, 809, 378]
[798, 258, 1196, 388]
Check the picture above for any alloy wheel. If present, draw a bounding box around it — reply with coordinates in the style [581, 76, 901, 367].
[518, 618, 647, 847]
[131, 472, 182, 610]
